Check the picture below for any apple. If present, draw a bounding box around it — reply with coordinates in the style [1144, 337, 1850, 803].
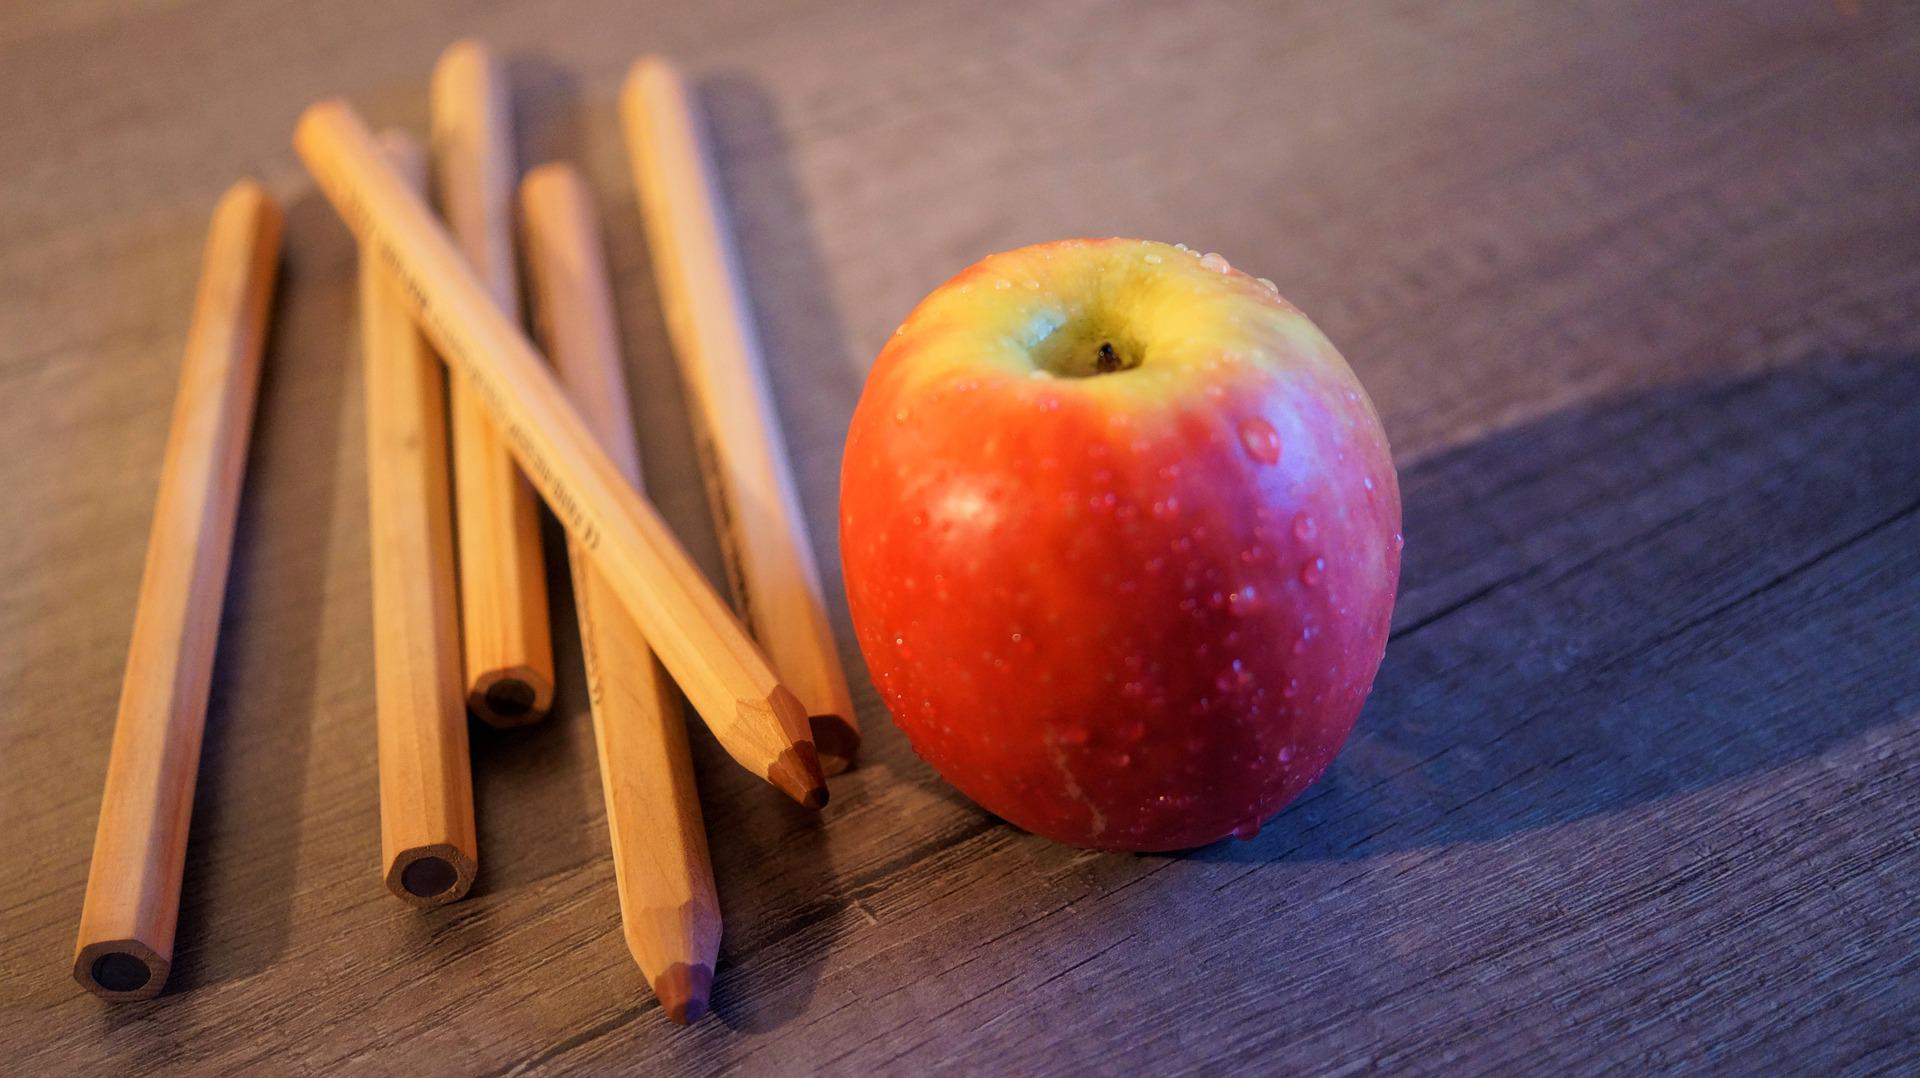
[840, 238, 1401, 851]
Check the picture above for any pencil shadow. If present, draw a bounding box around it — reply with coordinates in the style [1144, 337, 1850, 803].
[698, 75, 868, 608]
[162, 191, 348, 994]
[1181, 351, 1920, 864]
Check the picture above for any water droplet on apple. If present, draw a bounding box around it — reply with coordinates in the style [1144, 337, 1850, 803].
[1283, 677, 1300, 698]
[893, 407, 910, 423]
[1038, 395, 1060, 412]
[1214, 661, 1251, 693]
[1256, 277, 1279, 293]
[1144, 252, 1163, 265]
[1237, 417, 1282, 465]
[1291, 510, 1317, 542]
[1199, 252, 1231, 273]
[1232, 818, 1261, 841]
[893, 636, 912, 660]
[1393, 532, 1406, 551]
[993, 278, 1012, 290]
[1115, 752, 1133, 767]
[1278, 745, 1295, 763]
[1299, 557, 1325, 586]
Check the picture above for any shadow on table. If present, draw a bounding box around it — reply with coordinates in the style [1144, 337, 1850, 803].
[691, 70, 870, 1036]
[1186, 351, 1920, 865]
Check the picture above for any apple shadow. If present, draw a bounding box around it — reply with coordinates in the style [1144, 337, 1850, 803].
[1183, 351, 1920, 864]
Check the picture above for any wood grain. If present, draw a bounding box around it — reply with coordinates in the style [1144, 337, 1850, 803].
[70, 179, 282, 1002]
[522, 160, 722, 1023]
[4, 1, 1917, 1072]
[431, 38, 557, 727]
[621, 55, 859, 773]
[361, 129, 477, 908]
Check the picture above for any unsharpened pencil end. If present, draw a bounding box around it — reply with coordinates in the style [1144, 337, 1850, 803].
[769, 742, 829, 809]
[467, 665, 555, 727]
[73, 939, 168, 1002]
[624, 53, 682, 101]
[653, 963, 713, 1024]
[384, 844, 478, 908]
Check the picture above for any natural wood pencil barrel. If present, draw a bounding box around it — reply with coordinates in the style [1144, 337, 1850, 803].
[620, 56, 860, 774]
[364, 130, 478, 907]
[431, 39, 555, 727]
[294, 100, 827, 808]
[521, 163, 721, 1023]
[72, 180, 283, 1001]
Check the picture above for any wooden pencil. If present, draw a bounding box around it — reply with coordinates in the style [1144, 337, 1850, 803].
[363, 130, 478, 907]
[431, 39, 556, 727]
[521, 162, 721, 1023]
[295, 100, 827, 808]
[620, 56, 860, 774]
[73, 179, 282, 1001]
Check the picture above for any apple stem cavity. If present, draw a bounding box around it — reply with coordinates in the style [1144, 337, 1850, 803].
[1031, 318, 1142, 378]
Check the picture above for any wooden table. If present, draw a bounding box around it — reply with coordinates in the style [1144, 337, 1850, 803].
[4, 2, 1915, 1072]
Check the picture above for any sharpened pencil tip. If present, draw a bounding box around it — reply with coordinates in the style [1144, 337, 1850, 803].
[768, 742, 829, 809]
[809, 714, 861, 776]
[654, 963, 713, 1024]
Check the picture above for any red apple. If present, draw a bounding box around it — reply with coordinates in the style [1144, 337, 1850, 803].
[840, 239, 1401, 851]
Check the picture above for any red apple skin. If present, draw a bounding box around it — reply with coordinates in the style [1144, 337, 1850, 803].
[841, 239, 1401, 851]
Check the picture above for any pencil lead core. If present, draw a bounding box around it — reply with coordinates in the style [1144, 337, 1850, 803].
[90, 952, 152, 994]
[482, 678, 538, 719]
[654, 963, 713, 1024]
[809, 714, 861, 775]
[401, 856, 459, 899]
